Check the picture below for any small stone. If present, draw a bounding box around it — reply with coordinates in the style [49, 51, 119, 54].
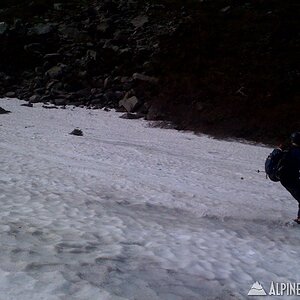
[70, 128, 83, 136]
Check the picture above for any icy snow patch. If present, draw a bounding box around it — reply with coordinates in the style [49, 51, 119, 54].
[0, 98, 300, 300]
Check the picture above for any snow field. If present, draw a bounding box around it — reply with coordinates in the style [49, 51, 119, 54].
[0, 98, 300, 300]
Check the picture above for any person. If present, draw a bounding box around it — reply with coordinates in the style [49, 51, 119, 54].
[279, 132, 300, 224]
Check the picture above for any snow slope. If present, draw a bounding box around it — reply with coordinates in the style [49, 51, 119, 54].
[0, 98, 299, 300]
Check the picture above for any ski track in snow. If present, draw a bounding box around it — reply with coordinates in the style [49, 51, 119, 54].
[0, 98, 300, 300]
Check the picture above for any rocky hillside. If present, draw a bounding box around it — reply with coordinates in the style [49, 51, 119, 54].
[0, 0, 299, 144]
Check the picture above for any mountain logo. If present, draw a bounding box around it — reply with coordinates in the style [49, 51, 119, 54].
[248, 281, 267, 296]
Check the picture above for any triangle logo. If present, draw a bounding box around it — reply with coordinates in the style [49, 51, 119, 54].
[247, 281, 267, 296]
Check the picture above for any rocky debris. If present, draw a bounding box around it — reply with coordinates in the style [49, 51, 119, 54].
[0, 106, 10, 114]
[0, 0, 165, 116]
[69, 128, 83, 136]
[0, 0, 298, 143]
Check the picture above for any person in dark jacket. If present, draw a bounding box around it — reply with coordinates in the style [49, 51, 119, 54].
[280, 132, 300, 224]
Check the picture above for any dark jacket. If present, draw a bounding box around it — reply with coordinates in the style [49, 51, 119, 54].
[280, 146, 300, 184]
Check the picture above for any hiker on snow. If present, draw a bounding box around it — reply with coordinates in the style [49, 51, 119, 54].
[265, 132, 300, 224]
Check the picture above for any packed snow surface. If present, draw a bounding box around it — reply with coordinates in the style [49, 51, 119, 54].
[0, 98, 300, 300]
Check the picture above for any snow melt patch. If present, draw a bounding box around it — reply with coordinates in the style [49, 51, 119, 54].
[0, 98, 300, 300]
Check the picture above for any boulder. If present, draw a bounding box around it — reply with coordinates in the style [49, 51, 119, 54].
[29, 95, 41, 103]
[5, 92, 16, 98]
[54, 98, 67, 106]
[0, 22, 8, 35]
[131, 15, 148, 28]
[27, 23, 55, 36]
[119, 96, 139, 112]
[46, 64, 67, 79]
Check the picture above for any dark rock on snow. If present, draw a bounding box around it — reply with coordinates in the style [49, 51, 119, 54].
[0, 106, 11, 114]
[70, 128, 83, 136]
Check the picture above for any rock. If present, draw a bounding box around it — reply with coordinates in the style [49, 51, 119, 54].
[53, 3, 63, 10]
[46, 64, 66, 79]
[91, 98, 103, 105]
[54, 98, 67, 106]
[119, 96, 139, 112]
[96, 22, 109, 33]
[104, 91, 118, 103]
[29, 95, 41, 103]
[68, 101, 82, 107]
[58, 25, 90, 42]
[0, 22, 8, 35]
[132, 73, 158, 84]
[35, 67, 44, 74]
[5, 92, 16, 98]
[42, 105, 58, 109]
[131, 15, 149, 28]
[0, 72, 11, 84]
[21, 103, 33, 107]
[34, 88, 46, 95]
[0, 106, 10, 114]
[24, 43, 43, 53]
[44, 53, 61, 60]
[28, 23, 55, 36]
[70, 128, 83, 136]
[119, 113, 144, 119]
[87, 50, 97, 60]
[103, 40, 119, 52]
[104, 77, 113, 89]
[146, 104, 165, 120]
[195, 102, 204, 111]
[40, 95, 51, 102]
[221, 6, 231, 13]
